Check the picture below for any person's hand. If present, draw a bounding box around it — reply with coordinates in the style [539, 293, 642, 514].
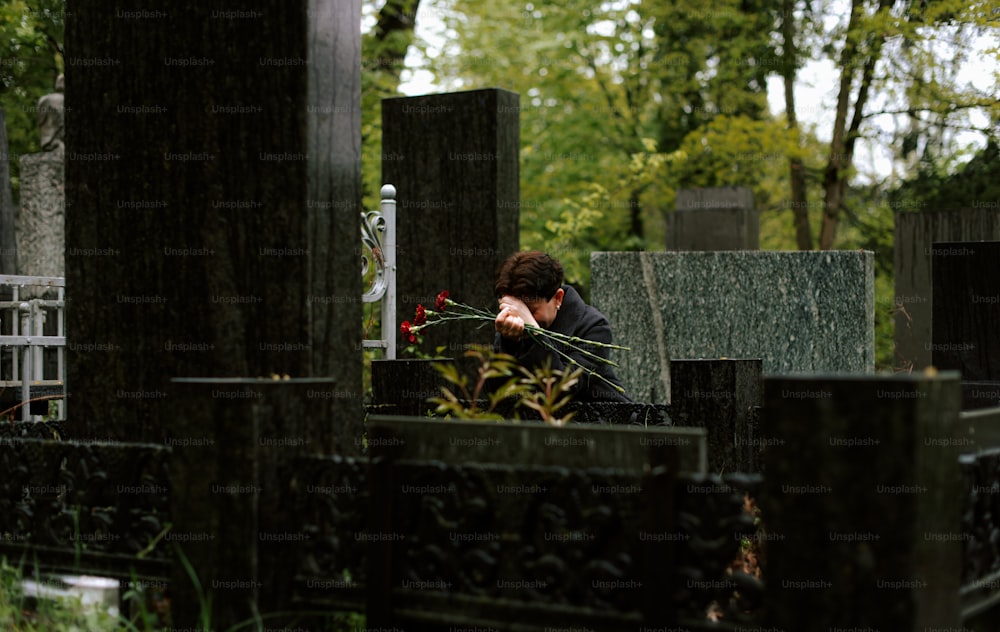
[495, 296, 537, 340]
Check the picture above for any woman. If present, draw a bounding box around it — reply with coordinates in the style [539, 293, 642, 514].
[493, 251, 631, 402]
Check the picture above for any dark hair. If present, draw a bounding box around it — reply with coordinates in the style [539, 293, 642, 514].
[494, 251, 564, 302]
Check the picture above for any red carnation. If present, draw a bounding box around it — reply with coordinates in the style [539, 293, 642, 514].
[400, 320, 417, 344]
[436, 290, 450, 312]
[414, 304, 427, 326]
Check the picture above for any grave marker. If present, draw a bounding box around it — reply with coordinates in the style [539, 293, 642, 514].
[666, 186, 759, 251]
[65, 1, 363, 450]
[895, 210, 1000, 370]
[932, 241, 1000, 408]
[591, 251, 874, 402]
[382, 88, 520, 354]
[762, 373, 962, 629]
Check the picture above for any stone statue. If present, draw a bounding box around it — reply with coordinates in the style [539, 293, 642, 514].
[38, 74, 64, 152]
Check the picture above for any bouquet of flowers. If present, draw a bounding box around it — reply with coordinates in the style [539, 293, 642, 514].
[400, 290, 628, 395]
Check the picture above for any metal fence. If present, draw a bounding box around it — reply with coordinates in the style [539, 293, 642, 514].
[361, 184, 397, 359]
[0, 274, 66, 420]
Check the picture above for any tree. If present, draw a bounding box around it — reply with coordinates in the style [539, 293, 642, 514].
[0, 0, 65, 196]
[802, 0, 999, 248]
[361, 0, 422, 207]
[424, 0, 781, 291]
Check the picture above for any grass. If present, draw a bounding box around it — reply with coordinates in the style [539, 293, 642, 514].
[0, 558, 121, 631]
[0, 556, 366, 631]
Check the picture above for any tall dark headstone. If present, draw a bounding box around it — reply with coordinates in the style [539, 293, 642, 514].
[669, 358, 762, 473]
[762, 373, 962, 630]
[169, 378, 334, 628]
[932, 241, 1000, 408]
[666, 186, 758, 251]
[0, 108, 16, 274]
[382, 89, 519, 353]
[65, 2, 363, 449]
[894, 210, 1000, 371]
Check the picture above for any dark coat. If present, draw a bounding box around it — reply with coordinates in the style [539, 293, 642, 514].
[494, 285, 631, 403]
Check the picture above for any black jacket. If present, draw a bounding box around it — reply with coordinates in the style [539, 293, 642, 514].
[494, 285, 631, 402]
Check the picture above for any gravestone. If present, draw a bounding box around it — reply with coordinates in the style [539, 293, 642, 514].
[670, 358, 762, 473]
[895, 210, 1000, 371]
[932, 241, 1000, 409]
[382, 89, 519, 354]
[65, 2, 363, 628]
[666, 186, 758, 251]
[761, 373, 962, 629]
[64, 7, 363, 444]
[16, 151, 63, 282]
[0, 108, 15, 274]
[17, 76, 65, 291]
[170, 378, 336, 627]
[591, 251, 874, 402]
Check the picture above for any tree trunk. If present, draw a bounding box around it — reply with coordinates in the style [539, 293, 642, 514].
[819, 0, 863, 250]
[372, 0, 422, 88]
[781, 0, 812, 250]
[820, 0, 897, 249]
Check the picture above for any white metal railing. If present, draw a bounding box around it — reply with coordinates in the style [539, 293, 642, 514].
[0, 275, 66, 420]
[361, 184, 397, 359]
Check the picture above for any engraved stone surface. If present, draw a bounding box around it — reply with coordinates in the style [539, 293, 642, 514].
[591, 251, 874, 402]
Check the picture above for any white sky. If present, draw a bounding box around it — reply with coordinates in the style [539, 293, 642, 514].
[382, 0, 998, 183]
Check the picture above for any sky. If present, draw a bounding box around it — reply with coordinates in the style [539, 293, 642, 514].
[380, 0, 998, 183]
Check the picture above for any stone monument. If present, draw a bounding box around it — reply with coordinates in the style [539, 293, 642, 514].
[382, 89, 520, 353]
[591, 250, 874, 402]
[666, 186, 759, 251]
[38, 74, 64, 152]
[16, 74, 65, 290]
[894, 210, 1000, 371]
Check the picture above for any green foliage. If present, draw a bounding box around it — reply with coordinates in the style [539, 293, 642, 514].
[0, 0, 64, 198]
[891, 140, 1000, 212]
[430, 346, 530, 420]
[361, 0, 424, 209]
[516, 358, 583, 426]
[0, 557, 119, 631]
[430, 346, 583, 425]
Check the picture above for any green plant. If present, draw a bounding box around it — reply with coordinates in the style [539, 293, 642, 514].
[430, 347, 530, 421]
[516, 359, 583, 426]
[0, 557, 120, 631]
[430, 347, 584, 426]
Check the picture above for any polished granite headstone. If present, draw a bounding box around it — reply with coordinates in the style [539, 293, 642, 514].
[66, 3, 364, 628]
[382, 88, 520, 353]
[65, 1, 363, 448]
[932, 241, 1000, 409]
[762, 373, 962, 629]
[670, 358, 762, 473]
[591, 251, 874, 401]
[895, 210, 1000, 370]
